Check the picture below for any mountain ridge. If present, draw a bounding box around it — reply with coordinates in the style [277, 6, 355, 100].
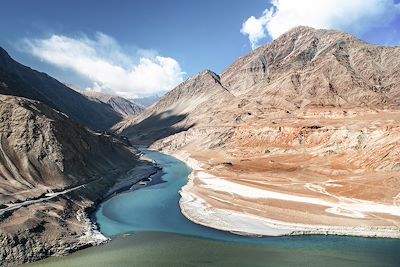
[118, 26, 400, 140]
[0, 48, 123, 131]
[220, 26, 399, 107]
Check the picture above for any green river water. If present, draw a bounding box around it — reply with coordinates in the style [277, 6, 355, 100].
[27, 149, 400, 267]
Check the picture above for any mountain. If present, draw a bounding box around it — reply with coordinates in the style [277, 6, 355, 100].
[118, 26, 400, 141]
[220, 26, 399, 107]
[117, 27, 400, 237]
[114, 70, 234, 143]
[0, 95, 135, 203]
[0, 47, 122, 131]
[130, 94, 161, 107]
[0, 95, 154, 266]
[84, 91, 144, 117]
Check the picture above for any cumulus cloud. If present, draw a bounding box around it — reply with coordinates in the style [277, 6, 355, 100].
[241, 0, 400, 49]
[240, 13, 271, 50]
[23, 33, 184, 98]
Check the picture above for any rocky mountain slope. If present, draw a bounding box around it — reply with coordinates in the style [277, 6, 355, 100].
[114, 70, 234, 144]
[0, 95, 153, 266]
[118, 27, 400, 140]
[0, 47, 122, 131]
[221, 26, 399, 108]
[117, 27, 400, 237]
[84, 91, 144, 117]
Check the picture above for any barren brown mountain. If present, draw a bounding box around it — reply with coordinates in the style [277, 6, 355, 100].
[117, 27, 400, 237]
[0, 95, 154, 266]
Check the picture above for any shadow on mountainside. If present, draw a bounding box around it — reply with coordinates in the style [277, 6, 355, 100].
[0, 47, 122, 131]
[122, 110, 194, 146]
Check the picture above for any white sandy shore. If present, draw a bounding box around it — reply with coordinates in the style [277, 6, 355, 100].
[168, 150, 400, 239]
[77, 209, 109, 244]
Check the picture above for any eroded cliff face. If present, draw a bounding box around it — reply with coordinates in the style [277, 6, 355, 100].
[118, 27, 400, 236]
[0, 95, 144, 266]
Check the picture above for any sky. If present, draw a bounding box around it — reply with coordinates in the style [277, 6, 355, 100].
[0, 0, 399, 98]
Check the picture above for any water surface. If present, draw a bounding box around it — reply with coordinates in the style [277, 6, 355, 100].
[28, 231, 400, 267]
[29, 149, 400, 266]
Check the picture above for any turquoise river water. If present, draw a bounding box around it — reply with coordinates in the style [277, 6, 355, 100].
[28, 149, 400, 267]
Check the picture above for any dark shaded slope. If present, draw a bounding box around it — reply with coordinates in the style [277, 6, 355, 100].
[0, 94, 147, 266]
[0, 47, 122, 131]
[0, 95, 136, 203]
[114, 70, 233, 144]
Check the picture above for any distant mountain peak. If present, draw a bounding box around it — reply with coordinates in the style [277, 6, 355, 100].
[83, 91, 144, 117]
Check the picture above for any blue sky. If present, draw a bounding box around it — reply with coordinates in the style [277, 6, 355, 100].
[0, 0, 399, 98]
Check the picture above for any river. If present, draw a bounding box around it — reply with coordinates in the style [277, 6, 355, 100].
[28, 148, 400, 266]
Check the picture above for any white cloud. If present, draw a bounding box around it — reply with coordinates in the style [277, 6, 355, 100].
[240, 13, 270, 50]
[241, 0, 400, 49]
[23, 33, 184, 98]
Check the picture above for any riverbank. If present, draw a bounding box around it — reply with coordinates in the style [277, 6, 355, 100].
[85, 153, 161, 242]
[25, 148, 400, 267]
[84, 159, 161, 242]
[0, 151, 159, 267]
[74, 164, 160, 252]
[165, 149, 400, 239]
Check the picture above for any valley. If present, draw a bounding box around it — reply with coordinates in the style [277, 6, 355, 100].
[0, 24, 399, 267]
[25, 149, 400, 267]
